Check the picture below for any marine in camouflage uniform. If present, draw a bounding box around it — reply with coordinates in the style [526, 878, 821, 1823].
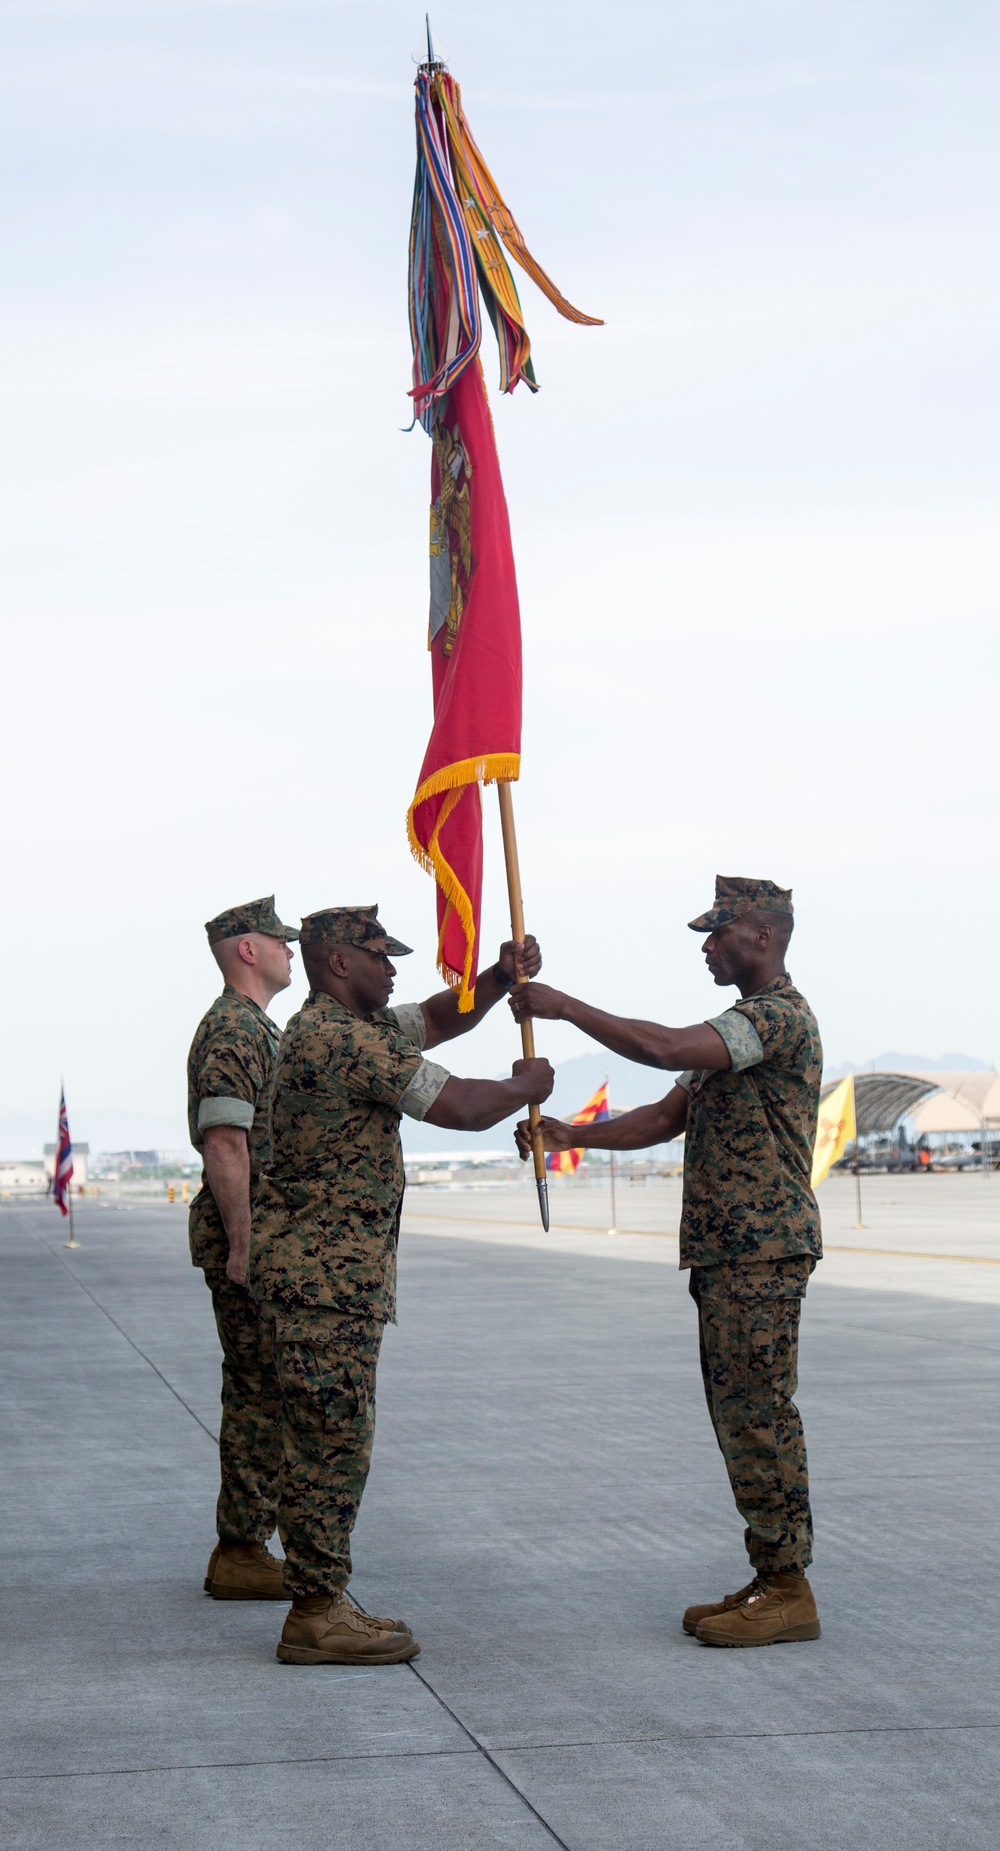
[250, 955, 446, 1602]
[187, 895, 299, 1595]
[675, 886, 822, 1589]
[512, 875, 824, 1647]
[250, 903, 553, 1666]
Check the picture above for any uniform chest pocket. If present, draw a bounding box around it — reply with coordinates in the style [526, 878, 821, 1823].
[274, 1180, 311, 1211]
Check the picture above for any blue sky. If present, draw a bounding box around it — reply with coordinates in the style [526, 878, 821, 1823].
[2, 1, 998, 1152]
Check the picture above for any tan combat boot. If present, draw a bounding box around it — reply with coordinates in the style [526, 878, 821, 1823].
[276, 1593, 420, 1665]
[695, 1571, 820, 1647]
[207, 1540, 287, 1600]
[682, 1576, 764, 1637]
[203, 1543, 221, 1593]
[342, 1591, 409, 1633]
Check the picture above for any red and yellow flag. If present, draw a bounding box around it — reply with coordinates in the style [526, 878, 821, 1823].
[547, 1082, 611, 1176]
[405, 66, 599, 1009]
[406, 357, 522, 1008]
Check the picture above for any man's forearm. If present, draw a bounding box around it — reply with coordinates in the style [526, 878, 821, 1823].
[556, 995, 686, 1069]
[573, 1097, 686, 1151]
[425, 1073, 542, 1132]
[202, 1133, 252, 1255]
[421, 964, 510, 1048]
[510, 984, 731, 1072]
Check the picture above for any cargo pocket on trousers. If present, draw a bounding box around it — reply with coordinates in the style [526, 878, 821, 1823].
[728, 1304, 755, 1402]
[318, 1353, 370, 1441]
[703, 1297, 752, 1405]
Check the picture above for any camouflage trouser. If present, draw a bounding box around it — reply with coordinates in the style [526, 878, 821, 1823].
[688, 1256, 816, 1574]
[261, 1304, 384, 1599]
[205, 1271, 284, 1545]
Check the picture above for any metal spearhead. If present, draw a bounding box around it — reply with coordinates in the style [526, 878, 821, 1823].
[536, 1175, 550, 1233]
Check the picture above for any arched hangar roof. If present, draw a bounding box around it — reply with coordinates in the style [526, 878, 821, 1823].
[820, 1072, 940, 1135]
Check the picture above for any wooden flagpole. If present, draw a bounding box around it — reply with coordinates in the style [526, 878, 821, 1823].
[497, 782, 550, 1230]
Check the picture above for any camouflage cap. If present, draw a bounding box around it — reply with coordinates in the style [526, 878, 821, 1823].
[299, 904, 413, 957]
[205, 895, 300, 947]
[688, 875, 793, 933]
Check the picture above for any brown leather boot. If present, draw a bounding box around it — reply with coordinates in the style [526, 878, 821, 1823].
[343, 1591, 408, 1634]
[276, 1593, 420, 1665]
[203, 1543, 221, 1594]
[695, 1571, 820, 1647]
[208, 1540, 287, 1601]
[682, 1576, 763, 1637]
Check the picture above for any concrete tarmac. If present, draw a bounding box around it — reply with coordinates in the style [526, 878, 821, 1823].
[2, 1175, 999, 1849]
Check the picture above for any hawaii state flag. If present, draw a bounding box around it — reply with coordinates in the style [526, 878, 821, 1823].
[405, 66, 599, 1009]
[547, 1082, 611, 1176]
[53, 1087, 74, 1215]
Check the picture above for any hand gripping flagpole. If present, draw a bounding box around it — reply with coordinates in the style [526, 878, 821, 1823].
[497, 781, 549, 1231]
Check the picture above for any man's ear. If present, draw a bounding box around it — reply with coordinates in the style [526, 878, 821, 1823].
[327, 947, 349, 979]
[236, 936, 257, 967]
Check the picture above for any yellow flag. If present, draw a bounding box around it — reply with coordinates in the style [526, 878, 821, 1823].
[811, 1074, 856, 1187]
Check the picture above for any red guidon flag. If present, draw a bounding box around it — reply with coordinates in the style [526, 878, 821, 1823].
[406, 359, 521, 1009]
[405, 65, 599, 1010]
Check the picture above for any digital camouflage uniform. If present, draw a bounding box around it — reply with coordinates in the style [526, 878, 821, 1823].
[249, 906, 450, 1600]
[680, 878, 823, 1575]
[187, 896, 299, 1546]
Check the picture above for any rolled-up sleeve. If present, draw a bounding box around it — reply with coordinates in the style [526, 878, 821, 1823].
[197, 1097, 255, 1132]
[387, 1002, 427, 1050]
[397, 1059, 451, 1121]
[339, 1015, 437, 1113]
[706, 1009, 765, 1072]
[193, 1029, 266, 1148]
[729, 992, 807, 1073]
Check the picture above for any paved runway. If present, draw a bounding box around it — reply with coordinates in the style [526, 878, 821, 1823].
[3, 1176, 1000, 1848]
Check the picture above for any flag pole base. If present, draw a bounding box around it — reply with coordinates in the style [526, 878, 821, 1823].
[536, 1177, 550, 1233]
[64, 1238, 81, 1249]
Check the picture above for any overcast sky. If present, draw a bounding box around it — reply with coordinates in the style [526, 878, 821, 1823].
[2, 0, 998, 1155]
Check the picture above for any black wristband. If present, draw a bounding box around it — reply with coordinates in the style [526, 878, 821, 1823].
[492, 961, 515, 990]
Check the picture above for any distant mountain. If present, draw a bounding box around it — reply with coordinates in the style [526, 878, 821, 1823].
[823, 1052, 991, 1081]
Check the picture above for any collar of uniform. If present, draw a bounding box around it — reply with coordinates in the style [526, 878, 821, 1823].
[222, 984, 279, 1031]
[305, 988, 377, 1023]
[740, 973, 794, 1003]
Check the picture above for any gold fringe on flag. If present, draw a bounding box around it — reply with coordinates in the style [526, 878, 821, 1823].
[406, 752, 521, 1008]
